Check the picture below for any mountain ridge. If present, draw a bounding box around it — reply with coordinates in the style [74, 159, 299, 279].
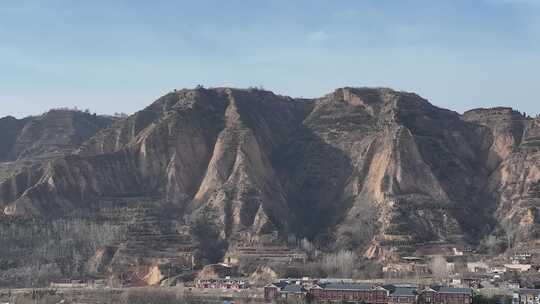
[0, 86, 538, 285]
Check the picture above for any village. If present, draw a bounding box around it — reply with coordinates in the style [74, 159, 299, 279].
[191, 246, 540, 304]
[3, 243, 534, 304]
[194, 237, 540, 303]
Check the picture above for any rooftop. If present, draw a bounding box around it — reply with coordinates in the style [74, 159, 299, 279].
[391, 288, 417, 297]
[519, 289, 540, 294]
[323, 283, 373, 291]
[281, 284, 306, 294]
[437, 287, 472, 294]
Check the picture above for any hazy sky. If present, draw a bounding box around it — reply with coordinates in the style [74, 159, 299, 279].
[1, 0, 539, 118]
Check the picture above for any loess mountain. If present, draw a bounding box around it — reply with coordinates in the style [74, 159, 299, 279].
[0, 87, 538, 286]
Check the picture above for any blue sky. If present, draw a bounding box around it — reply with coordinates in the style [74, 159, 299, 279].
[1, 0, 539, 118]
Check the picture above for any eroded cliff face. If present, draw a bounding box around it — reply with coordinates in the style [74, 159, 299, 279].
[191, 89, 313, 243]
[0, 89, 310, 240]
[2, 110, 114, 162]
[463, 108, 539, 249]
[0, 87, 538, 282]
[276, 88, 497, 259]
[0, 110, 115, 184]
[463, 108, 526, 171]
[487, 118, 540, 247]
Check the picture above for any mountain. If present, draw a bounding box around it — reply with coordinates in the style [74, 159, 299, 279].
[465, 108, 540, 249]
[0, 87, 537, 286]
[0, 109, 115, 182]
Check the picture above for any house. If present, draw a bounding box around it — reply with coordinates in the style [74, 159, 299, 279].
[263, 280, 473, 304]
[461, 274, 487, 288]
[453, 248, 464, 256]
[388, 287, 417, 304]
[516, 289, 540, 304]
[264, 283, 282, 301]
[435, 287, 473, 304]
[512, 253, 533, 265]
[313, 283, 388, 303]
[266, 281, 390, 303]
[307, 284, 324, 299]
[264, 280, 292, 300]
[373, 286, 391, 303]
[49, 279, 91, 288]
[505, 264, 532, 273]
[418, 287, 437, 304]
[224, 246, 307, 266]
[195, 277, 248, 289]
[279, 284, 307, 301]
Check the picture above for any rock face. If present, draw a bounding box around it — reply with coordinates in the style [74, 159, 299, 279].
[0, 110, 115, 182]
[1, 110, 114, 162]
[0, 87, 538, 285]
[0, 110, 116, 215]
[464, 108, 540, 248]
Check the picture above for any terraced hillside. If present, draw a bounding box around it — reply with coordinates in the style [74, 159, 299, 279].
[0, 87, 538, 286]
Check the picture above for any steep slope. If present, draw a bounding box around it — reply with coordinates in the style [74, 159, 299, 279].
[463, 108, 527, 171]
[0, 89, 310, 239]
[0, 90, 227, 214]
[488, 118, 540, 247]
[274, 88, 496, 259]
[191, 89, 312, 241]
[0, 87, 537, 284]
[0, 88, 312, 286]
[464, 108, 539, 249]
[0, 110, 115, 183]
[2, 110, 114, 162]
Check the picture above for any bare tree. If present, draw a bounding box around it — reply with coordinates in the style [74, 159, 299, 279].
[287, 234, 298, 247]
[430, 255, 449, 280]
[321, 250, 355, 278]
[301, 238, 315, 256]
[120, 289, 189, 304]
